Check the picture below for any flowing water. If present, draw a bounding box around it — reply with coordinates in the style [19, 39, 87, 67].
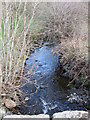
[20, 42, 86, 115]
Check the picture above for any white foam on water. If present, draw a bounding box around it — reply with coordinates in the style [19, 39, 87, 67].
[40, 98, 58, 114]
[40, 98, 48, 114]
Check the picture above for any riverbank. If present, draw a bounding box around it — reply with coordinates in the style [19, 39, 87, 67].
[57, 38, 89, 109]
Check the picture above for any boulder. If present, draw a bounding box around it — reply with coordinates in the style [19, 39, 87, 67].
[53, 111, 88, 120]
[4, 99, 16, 109]
[3, 114, 50, 120]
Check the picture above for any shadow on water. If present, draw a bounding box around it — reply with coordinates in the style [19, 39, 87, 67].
[19, 42, 86, 115]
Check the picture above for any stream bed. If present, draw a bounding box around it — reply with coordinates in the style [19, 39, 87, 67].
[20, 42, 86, 115]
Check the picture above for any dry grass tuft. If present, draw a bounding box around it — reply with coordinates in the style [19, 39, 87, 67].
[45, 2, 88, 86]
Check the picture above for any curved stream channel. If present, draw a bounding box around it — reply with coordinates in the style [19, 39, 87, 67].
[20, 42, 86, 115]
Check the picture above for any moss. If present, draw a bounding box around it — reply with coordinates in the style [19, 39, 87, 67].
[67, 83, 75, 89]
[85, 104, 90, 110]
[31, 35, 36, 41]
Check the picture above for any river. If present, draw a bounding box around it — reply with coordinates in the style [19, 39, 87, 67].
[19, 42, 86, 115]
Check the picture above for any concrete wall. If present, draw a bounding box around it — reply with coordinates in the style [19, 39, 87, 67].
[3, 111, 89, 120]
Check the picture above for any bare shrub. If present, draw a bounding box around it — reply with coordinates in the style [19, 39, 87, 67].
[0, 2, 40, 106]
[46, 2, 88, 85]
[0, 2, 89, 109]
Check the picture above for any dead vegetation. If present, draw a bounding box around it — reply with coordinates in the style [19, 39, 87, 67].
[45, 2, 89, 88]
[0, 2, 42, 109]
[0, 2, 89, 110]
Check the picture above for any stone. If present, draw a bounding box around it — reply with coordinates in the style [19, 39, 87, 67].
[4, 99, 16, 109]
[25, 97, 29, 101]
[52, 111, 88, 120]
[67, 93, 83, 104]
[3, 114, 50, 120]
[2, 111, 89, 120]
[0, 108, 6, 120]
[40, 84, 48, 89]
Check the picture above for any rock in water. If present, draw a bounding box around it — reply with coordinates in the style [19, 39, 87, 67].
[4, 99, 16, 109]
[25, 97, 29, 101]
